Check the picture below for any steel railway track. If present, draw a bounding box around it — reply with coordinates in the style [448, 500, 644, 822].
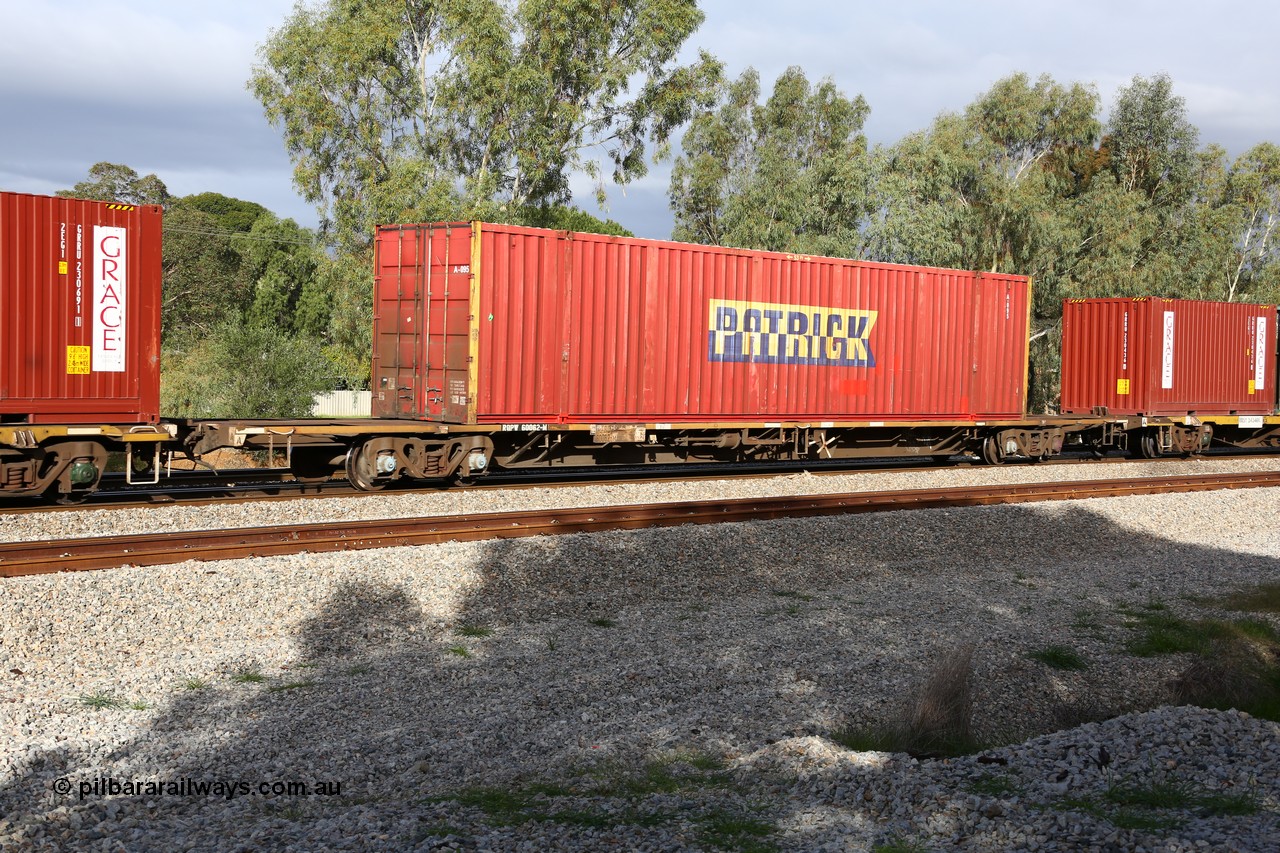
[3, 471, 1278, 577]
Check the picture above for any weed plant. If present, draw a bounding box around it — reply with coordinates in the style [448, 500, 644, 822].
[78, 692, 122, 709]
[834, 642, 982, 758]
[1028, 644, 1088, 671]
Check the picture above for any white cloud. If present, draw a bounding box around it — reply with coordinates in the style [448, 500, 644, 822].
[0, 1, 290, 105]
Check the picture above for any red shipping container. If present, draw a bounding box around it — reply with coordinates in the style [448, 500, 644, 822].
[373, 223, 1031, 424]
[1060, 298, 1277, 416]
[0, 191, 163, 423]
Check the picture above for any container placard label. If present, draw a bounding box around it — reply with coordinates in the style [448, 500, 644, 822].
[1160, 311, 1175, 389]
[1116, 378, 1130, 395]
[707, 299, 877, 366]
[1256, 317, 1267, 391]
[66, 346, 90, 375]
[92, 226, 126, 372]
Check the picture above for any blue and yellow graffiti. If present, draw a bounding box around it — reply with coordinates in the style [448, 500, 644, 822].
[706, 299, 877, 366]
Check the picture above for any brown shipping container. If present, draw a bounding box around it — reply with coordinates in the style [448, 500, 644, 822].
[0, 191, 162, 423]
[1060, 297, 1278, 417]
[373, 222, 1031, 424]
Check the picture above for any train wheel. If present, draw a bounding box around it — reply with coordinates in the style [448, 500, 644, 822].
[345, 444, 388, 491]
[1137, 430, 1162, 459]
[982, 436, 1004, 466]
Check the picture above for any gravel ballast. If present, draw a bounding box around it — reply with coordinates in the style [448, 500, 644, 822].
[2, 462, 1279, 851]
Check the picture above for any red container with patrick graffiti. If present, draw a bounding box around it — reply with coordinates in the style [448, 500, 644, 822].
[373, 222, 1031, 424]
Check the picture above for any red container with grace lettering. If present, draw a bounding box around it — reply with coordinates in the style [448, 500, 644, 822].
[1060, 297, 1278, 416]
[0, 191, 162, 423]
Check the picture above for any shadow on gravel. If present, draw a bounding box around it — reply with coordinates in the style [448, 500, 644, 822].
[3, 498, 1279, 849]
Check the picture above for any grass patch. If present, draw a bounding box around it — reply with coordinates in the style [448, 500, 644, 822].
[346, 664, 372, 676]
[447, 646, 472, 658]
[181, 677, 210, 691]
[230, 671, 267, 684]
[830, 726, 900, 753]
[696, 811, 775, 852]
[1104, 778, 1196, 810]
[408, 824, 468, 844]
[431, 753, 745, 837]
[128, 700, 151, 711]
[588, 618, 616, 628]
[455, 624, 493, 638]
[78, 692, 122, 709]
[1123, 606, 1280, 721]
[833, 642, 983, 758]
[1028, 644, 1088, 671]
[433, 781, 682, 831]
[268, 680, 316, 693]
[871, 839, 928, 853]
[1060, 775, 1258, 830]
[1071, 609, 1103, 631]
[965, 775, 1022, 797]
[1194, 790, 1261, 816]
[588, 750, 732, 799]
[447, 787, 539, 825]
[1220, 582, 1280, 613]
[1172, 635, 1280, 722]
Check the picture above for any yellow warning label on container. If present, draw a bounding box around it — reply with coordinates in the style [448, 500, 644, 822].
[1116, 379, 1130, 395]
[1249, 380, 1257, 395]
[58, 261, 68, 275]
[66, 346, 90, 375]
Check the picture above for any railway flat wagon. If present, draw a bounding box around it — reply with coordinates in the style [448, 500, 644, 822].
[0, 191, 168, 499]
[372, 222, 1033, 424]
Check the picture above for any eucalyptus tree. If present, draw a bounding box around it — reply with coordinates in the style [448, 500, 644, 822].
[252, 0, 718, 252]
[867, 73, 1100, 411]
[669, 66, 872, 256]
[1222, 143, 1280, 301]
[57, 162, 170, 206]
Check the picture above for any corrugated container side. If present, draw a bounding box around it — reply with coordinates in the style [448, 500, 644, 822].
[0, 191, 162, 423]
[1061, 298, 1277, 416]
[373, 223, 1032, 423]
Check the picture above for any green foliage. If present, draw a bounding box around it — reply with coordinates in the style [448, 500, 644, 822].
[1220, 582, 1280, 613]
[1028, 644, 1088, 671]
[57, 161, 169, 205]
[161, 206, 256, 343]
[671, 66, 871, 256]
[162, 320, 333, 418]
[1061, 775, 1259, 831]
[230, 671, 267, 684]
[315, 252, 374, 389]
[78, 691, 123, 709]
[520, 204, 633, 236]
[267, 680, 316, 692]
[174, 192, 269, 232]
[853, 71, 1280, 409]
[1106, 73, 1199, 204]
[252, 0, 718, 253]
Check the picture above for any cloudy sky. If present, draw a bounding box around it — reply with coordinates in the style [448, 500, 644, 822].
[3, 1, 1278, 239]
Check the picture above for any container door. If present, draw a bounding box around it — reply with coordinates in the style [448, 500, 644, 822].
[373, 224, 474, 421]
